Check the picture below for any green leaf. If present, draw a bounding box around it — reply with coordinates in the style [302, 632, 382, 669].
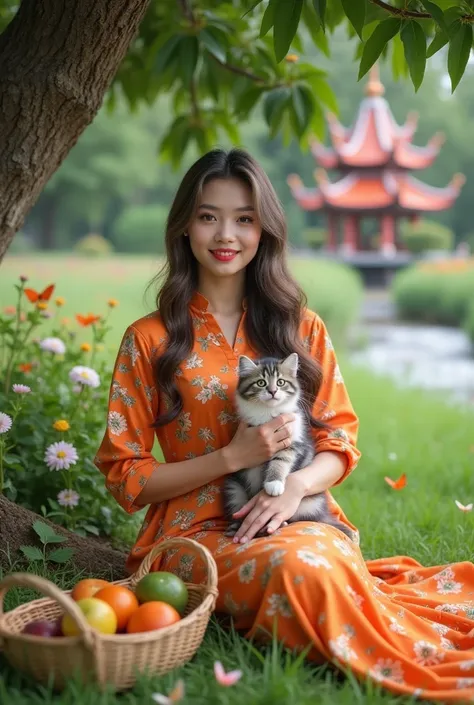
[48, 547, 74, 564]
[448, 22, 472, 92]
[302, 1, 321, 42]
[310, 99, 325, 140]
[420, 1, 448, 33]
[341, 0, 366, 39]
[200, 28, 227, 64]
[401, 21, 426, 91]
[235, 86, 265, 117]
[306, 76, 338, 113]
[32, 519, 58, 545]
[359, 18, 402, 80]
[392, 33, 409, 80]
[273, 0, 304, 62]
[20, 546, 43, 562]
[313, 0, 327, 31]
[260, 0, 277, 37]
[263, 87, 291, 128]
[154, 35, 182, 75]
[314, 27, 330, 56]
[44, 533, 68, 543]
[426, 29, 449, 57]
[179, 36, 199, 86]
[291, 83, 314, 136]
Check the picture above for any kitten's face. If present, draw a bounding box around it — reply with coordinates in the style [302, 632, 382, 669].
[237, 354, 300, 407]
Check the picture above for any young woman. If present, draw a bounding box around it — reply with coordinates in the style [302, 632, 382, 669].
[95, 149, 474, 701]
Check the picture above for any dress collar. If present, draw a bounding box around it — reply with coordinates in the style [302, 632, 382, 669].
[189, 291, 248, 313]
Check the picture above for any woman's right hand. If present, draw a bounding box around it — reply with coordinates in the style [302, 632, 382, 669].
[222, 414, 295, 473]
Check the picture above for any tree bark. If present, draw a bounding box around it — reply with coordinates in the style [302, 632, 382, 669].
[0, 0, 151, 263]
[0, 495, 128, 580]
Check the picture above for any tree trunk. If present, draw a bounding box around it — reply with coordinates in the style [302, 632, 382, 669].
[0, 0, 151, 263]
[0, 495, 127, 580]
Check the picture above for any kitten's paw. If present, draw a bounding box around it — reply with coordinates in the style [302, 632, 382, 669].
[225, 521, 241, 537]
[264, 480, 285, 496]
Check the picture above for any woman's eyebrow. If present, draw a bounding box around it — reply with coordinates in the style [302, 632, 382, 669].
[198, 203, 255, 211]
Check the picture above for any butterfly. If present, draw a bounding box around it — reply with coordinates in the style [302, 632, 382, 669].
[24, 284, 55, 303]
[76, 313, 101, 326]
[455, 500, 473, 512]
[214, 660, 242, 686]
[384, 473, 407, 490]
[152, 679, 184, 705]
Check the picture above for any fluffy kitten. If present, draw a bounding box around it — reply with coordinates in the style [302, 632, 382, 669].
[223, 353, 353, 540]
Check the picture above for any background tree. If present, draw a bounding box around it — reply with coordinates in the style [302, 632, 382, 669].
[0, 0, 472, 261]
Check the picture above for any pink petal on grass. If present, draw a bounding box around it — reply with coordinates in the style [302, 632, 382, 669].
[152, 679, 184, 705]
[214, 660, 243, 686]
[455, 500, 473, 512]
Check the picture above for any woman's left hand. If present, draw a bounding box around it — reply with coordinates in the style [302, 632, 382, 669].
[231, 474, 305, 543]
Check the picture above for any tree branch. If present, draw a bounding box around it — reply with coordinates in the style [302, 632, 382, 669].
[210, 53, 266, 83]
[369, 0, 431, 18]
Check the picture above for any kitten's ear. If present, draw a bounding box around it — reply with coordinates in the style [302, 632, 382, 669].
[281, 352, 298, 378]
[238, 355, 258, 376]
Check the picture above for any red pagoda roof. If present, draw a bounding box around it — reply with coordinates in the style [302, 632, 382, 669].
[287, 171, 465, 214]
[310, 66, 442, 170]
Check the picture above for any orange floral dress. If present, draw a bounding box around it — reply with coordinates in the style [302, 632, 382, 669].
[95, 292, 474, 702]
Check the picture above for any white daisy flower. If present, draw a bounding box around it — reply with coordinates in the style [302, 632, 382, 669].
[0, 412, 13, 434]
[39, 337, 66, 354]
[296, 549, 332, 569]
[69, 365, 100, 388]
[45, 441, 79, 471]
[12, 384, 31, 394]
[57, 489, 80, 507]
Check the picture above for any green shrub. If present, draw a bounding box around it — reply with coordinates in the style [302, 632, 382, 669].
[114, 204, 168, 253]
[465, 299, 474, 345]
[0, 279, 131, 542]
[292, 258, 363, 345]
[400, 219, 454, 254]
[75, 233, 114, 257]
[303, 227, 327, 250]
[393, 265, 474, 327]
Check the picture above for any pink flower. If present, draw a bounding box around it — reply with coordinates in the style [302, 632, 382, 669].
[12, 384, 31, 394]
[0, 412, 13, 434]
[44, 441, 78, 471]
[214, 660, 242, 686]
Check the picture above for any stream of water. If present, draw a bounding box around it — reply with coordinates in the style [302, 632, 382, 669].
[350, 323, 474, 406]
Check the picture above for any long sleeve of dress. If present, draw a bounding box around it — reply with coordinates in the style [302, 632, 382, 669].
[308, 313, 361, 485]
[94, 325, 160, 513]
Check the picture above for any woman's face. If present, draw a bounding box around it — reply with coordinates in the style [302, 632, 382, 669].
[187, 177, 262, 281]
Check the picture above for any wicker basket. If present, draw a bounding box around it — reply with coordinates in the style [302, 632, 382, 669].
[0, 537, 218, 692]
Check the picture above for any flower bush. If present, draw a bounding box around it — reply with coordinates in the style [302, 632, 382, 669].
[0, 277, 130, 541]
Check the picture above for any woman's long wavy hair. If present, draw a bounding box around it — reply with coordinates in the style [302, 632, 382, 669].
[151, 148, 326, 430]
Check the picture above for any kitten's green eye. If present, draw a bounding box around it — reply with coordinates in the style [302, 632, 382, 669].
[276, 379, 285, 387]
[256, 379, 266, 387]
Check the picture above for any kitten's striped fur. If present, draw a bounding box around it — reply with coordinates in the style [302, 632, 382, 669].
[223, 353, 353, 539]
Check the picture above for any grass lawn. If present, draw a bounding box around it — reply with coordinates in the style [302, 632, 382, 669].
[1, 254, 473, 703]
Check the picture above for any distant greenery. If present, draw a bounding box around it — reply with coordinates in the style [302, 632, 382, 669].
[400, 219, 454, 254]
[392, 260, 474, 340]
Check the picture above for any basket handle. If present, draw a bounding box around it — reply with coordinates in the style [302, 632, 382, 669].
[0, 572, 107, 685]
[129, 537, 218, 595]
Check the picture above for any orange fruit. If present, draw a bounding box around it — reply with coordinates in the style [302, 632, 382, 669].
[94, 585, 139, 631]
[71, 578, 110, 601]
[61, 597, 117, 636]
[135, 572, 188, 614]
[126, 601, 181, 634]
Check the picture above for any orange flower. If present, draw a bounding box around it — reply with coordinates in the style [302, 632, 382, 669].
[55, 296, 66, 307]
[61, 317, 71, 326]
[80, 343, 91, 352]
[76, 313, 101, 327]
[36, 302, 48, 311]
[384, 473, 407, 490]
[24, 284, 55, 303]
[18, 363, 33, 373]
[107, 299, 119, 308]
[285, 54, 298, 63]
